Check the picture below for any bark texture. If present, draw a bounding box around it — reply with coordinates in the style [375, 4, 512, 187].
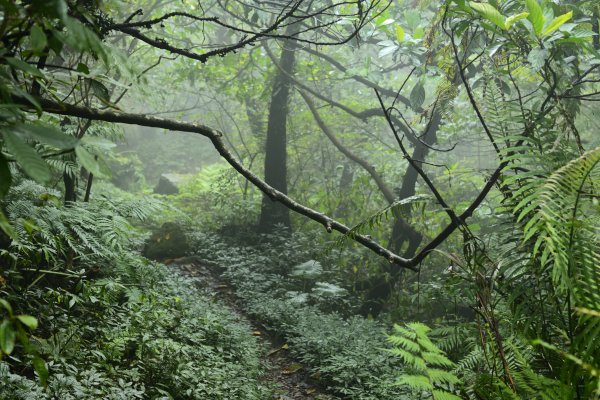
[258, 36, 297, 232]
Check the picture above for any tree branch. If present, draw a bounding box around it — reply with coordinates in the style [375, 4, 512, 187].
[13, 95, 417, 270]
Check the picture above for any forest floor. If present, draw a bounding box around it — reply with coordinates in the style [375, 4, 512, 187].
[169, 257, 334, 400]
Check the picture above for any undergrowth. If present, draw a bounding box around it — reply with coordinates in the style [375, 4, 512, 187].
[189, 230, 409, 399]
[0, 180, 272, 399]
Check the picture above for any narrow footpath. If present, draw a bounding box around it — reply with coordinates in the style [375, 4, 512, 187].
[168, 257, 335, 400]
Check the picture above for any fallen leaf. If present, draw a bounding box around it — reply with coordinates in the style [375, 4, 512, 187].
[282, 363, 302, 374]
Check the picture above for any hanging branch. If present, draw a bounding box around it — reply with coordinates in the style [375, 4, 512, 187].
[299, 89, 396, 203]
[12, 87, 507, 271]
[13, 95, 417, 270]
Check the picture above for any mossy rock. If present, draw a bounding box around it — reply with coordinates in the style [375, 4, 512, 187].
[143, 222, 189, 261]
[153, 174, 179, 195]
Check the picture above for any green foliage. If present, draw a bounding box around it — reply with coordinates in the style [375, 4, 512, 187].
[190, 231, 406, 399]
[0, 181, 272, 399]
[3, 180, 161, 266]
[514, 147, 600, 398]
[388, 322, 461, 400]
[0, 299, 47, 386]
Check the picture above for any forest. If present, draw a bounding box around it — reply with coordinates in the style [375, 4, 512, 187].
[0, 0, 599, 398]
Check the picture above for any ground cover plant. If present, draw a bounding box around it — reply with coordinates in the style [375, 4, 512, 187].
[0, 181, 272, 399]
[1, 0, 599, 398]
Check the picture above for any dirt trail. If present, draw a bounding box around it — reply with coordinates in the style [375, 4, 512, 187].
[169, 257, 333, 400]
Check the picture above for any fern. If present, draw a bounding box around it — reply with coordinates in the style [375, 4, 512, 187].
[2, 180, 163, 270]
[388, 322, 462, 400]
[333, 194, 431, 248]
[502, 147, 600, 398]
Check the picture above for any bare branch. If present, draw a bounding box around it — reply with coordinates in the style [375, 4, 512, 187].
[13, 95, 417, 270]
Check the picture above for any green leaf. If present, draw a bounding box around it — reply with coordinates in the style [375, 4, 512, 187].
[525, 0, 545, 36]
[2, 132, 51, 183]
[5, 57, 44, 78]
[30, 25, 48, 54]
[410, 80, 425, 110]
[14, 123, 78, 149]
[0, 320, 15, 354]
[395, 25, 405, 43]
[31, 0, 68, 20]
[378, 45, 398, 58]
[0, 210, 16, 240]
[413, 26, 425, 39]
[0, 299, 13, 315]
[32, 356, 48, 386]
[527, 48, 549, 71]
[505, 12, 529, 30]
[60, 17, 108, 64]
[76, 62, 90, 75]
[404, 10, 421, 30]
[87, 79, 110, 103]
[16, 315, 38, 330]
[542, 11, 573, 37]
[470, 2, 506, 30]
[76, 145, 109, 178]
[0, 152, 11, 198]
[11, 87, 42, 115]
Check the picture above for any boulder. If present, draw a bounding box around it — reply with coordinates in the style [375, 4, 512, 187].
[153, 174, 179, 195]
[142, 222, 189, 261]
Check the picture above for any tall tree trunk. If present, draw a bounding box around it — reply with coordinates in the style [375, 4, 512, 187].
[63, 171, 77, 204]
[258, 36, 297, 232]
[360, 111, 442, 317]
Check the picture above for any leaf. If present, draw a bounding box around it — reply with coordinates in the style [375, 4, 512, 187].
[0, 210, 16, 240]
[291, 260, 323, 279]
[505, 12, 529, 30]
[76, 62, 89, 74]
[410, 80, 425, 110]
[395, 25, 405, 43]
[0, 152, 11, 198]
[413, 26, 425, 39]
[5, 57, 44, 78]
[31, 0, 67, 20]
[542, 11, 573, 37]
[404, 10, 421, 30]
[525, 0, 545, 36]
[470, 2, 506, 30]
[32, 356, 48, 386]
[527, 48, 549, 71]
[87, 79, 111, 103]
[76, 145, 109, 178]
[60, 17, 108, 65]
[378, 45, 398, 58]
[0, 299, 13, 315]
[11, 87, 42, 115]
[16, 315, 38, 330]
[15, 123, 78, 149]
[0, 320, 15, 354]
[30, 25, 48, 54]
[2, 132, 51, 183]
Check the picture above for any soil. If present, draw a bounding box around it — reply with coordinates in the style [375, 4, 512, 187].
[168, 257, 335, 400]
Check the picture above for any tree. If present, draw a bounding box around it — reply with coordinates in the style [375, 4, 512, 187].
[258, 31, 297, 232]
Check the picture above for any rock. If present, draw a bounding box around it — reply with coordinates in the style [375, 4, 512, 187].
[153, 174, 179, 195]
[142, 222, 189, 261]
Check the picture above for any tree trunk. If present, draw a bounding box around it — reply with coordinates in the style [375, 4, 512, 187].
[63, 172, 77, 204]
[258, 36, 297, 232]
[359, 111, 442, 317]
